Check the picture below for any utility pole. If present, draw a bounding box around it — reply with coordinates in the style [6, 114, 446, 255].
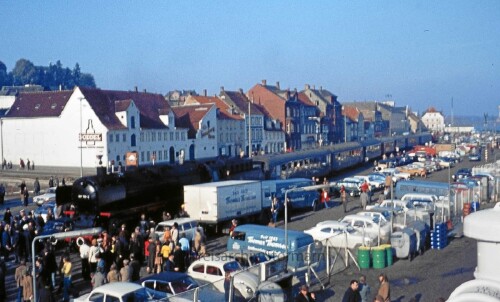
[248, 99, 252, 158]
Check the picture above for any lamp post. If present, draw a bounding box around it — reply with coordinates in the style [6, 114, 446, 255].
[79, 97, 84, 177]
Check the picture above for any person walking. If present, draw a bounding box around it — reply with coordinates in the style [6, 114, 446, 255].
[295, 284, 316, 302]
[0, 184, 5, 205]
[342, 279, 361, 302]
[377, 273, 391, 302]
[321, 189, 330, 209]
[119, 259, 131, 282]
[271, 197, 280, 226]
[341, 185, 348, 213]
[360, 181, 369, 210]
[359, 275, 371, 302]
[21, 269, 33, 302]
[15, 260, 27, 302]
[33, 178, 40, 195]
[91, 266, 106, 289]
[61, 255, 72, 302]
[79, 239, 91, 280]
[224, 271, 231, 302]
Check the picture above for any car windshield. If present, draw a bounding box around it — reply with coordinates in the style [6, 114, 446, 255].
[122, 288, 150, 302]
[223, 261, 242, 273]
[47, 188, 56, 194]
[170, 276, 199, 294]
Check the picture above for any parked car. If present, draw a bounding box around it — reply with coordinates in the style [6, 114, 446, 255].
[304, 220, 377, 250]
[452, 168, 472, 181]
[72, 282, 150, 302]
[353, 175, 384, 190]
[340, 214, 392, 244]
[399, 164, 426, 177]
[378, 168, 411, 182]
[34, 187, 57, 206]
[437, 157, 455, 168]
[468, 153, 481, 161]
[140, 271, 223, 301]
[331, 180, 361, 197]
[155, 218, 199, 243]
[187, 256, 259, 300]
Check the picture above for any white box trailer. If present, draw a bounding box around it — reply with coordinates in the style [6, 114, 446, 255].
[183, 180, 263, 231]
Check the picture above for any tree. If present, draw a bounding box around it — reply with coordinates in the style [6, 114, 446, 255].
[11, 59, 38, 85]
[0, 60, 11, 87]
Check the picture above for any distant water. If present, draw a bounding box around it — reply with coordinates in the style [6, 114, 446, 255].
[444, 116, 500, 132]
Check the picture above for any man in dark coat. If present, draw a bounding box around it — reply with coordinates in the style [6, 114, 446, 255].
[173, 244, 186, 272]
[129, 254, 141, 282]
[342, 280, 361, 302]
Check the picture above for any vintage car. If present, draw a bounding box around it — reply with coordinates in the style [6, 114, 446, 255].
[304, 220, 377, 250]
[154, 218, 198, 243]
[33, 187, 57, 206]
[72, 282, 150, 302]
[399, 164, 426, 177]
[187, 256, 259, 300]
[140, 271, 224, 301]
[340, 214, 392, 244]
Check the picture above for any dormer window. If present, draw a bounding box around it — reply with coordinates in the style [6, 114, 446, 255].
[51, 103, 57, 109]
[35, 104, 40, 110]
[131, 116, 136, 129]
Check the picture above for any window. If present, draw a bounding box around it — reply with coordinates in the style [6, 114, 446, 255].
[152, 132, 156, 142]
[109, 134, 113, 142]
[131, 134, 136, 147]
[131, 116, 136, 129]
[191, 264, 204, 273]
[123, 134, 126, 142]
[164, 133, 168, 141]
[88, 293, 104, 302]
[170, 132, 174, 140]
[147, 151, 150, 162]
[164, 151, 168, 161]
[115, 134, 120, 142]
[141, 152, 145, 163]
[320, 228, 332, 234]
[206, 266, 222, 276]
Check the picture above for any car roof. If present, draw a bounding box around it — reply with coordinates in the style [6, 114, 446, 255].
[191, 256, 239, 266]
[157, 218, 197, 227]
[140, 271, 191, 282]
[91, 282, 143, 296]
[221, 250, 269, 258]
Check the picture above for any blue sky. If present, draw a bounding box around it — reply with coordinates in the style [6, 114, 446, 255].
[1, 1, 499, 117]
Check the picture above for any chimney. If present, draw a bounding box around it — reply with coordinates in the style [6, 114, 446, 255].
[320, 86, 323, 91]
[262, 79, 267, 86]
[134, 86, 138, 93]
[220, 86, 224, 92]
[276, 81, 280, 89]
[203, 89, 207, 96]
[239, 88, 244, 94]
[313, 85, 315, 90]
[59, 84, 62, 91]
[143, 89, 147, 93]
[305, 84, 310, 90]
[285, 89, 290, 100]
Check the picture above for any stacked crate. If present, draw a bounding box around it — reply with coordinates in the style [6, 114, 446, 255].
[431, 222, 448, 250]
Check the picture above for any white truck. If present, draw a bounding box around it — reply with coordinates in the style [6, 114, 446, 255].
[183, 180, 263, 233]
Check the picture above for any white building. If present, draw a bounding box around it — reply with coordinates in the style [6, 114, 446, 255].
[0, 87, 206, 168]
[421, 107, 445, 132]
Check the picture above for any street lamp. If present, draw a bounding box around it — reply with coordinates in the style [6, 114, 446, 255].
[79, 97, 84, 177]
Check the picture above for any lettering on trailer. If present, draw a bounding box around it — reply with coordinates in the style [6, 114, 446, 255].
[225, 186, 257, 204]
[247, 234, 287, 250]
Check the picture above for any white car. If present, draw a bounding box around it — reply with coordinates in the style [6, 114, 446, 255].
[379, 168, 411, 182]
[340, 214, 392, 244]
[187, 256, 259, 299]
[71, 282, 151, 302]
[155, 217, 198, 243]
[304, 220, 377, 250]
[353, 175, 384, 190]
[34, 187, 57, 206]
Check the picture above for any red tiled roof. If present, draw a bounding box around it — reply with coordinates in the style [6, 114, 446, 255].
[171, 104, 214, 138]
[297, 92, 315, 106]
[343, 105, 361, 122]
[114, 99, 132, 112]
[247, 84, 286, 125]
[189, 95, 243, 120]
[222, 90, 265, 116]
[6, 90, 73, 118]
[80, 87, 171, 130]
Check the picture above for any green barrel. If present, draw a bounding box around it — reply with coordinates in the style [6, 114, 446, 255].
[371, 246, 387, 269]
[381, 244, 393, 266]
[357, 246, 371, 269]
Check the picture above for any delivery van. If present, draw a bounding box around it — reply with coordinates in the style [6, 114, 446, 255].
[227, 224, 321, 272]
